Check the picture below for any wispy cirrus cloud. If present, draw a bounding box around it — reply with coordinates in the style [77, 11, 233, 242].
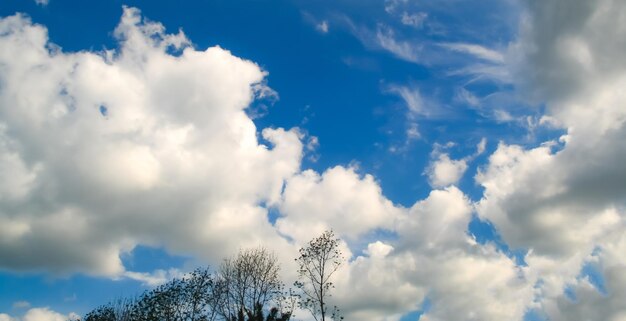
[340, 13, 424, 64]
[439, 42, 504, 63]
[375, 24, 422, 63]
[123, 268, 184, 287]
[400, 11, 428, 29]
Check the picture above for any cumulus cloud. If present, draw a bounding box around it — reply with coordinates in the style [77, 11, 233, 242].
[22, 309, 71, 321]
[1, 308, 76, 321]
[425, 139, 486, 188]
[276, 166, 404, 242]
[513, 0, 626, 103]
[426, 154, 467, 188]
[475, 0, 626, 317]
[269, 159, 534, 321]
[334, 187, 534, 321]
[0, 7, 302, 276]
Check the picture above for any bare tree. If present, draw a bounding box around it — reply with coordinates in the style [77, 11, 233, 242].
[294, 230, 344, 321]
[216, 247, 291, 321]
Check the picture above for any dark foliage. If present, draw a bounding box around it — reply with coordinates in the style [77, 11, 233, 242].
[83, 249, 293, 321]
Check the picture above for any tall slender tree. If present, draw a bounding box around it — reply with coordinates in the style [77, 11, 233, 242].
[294, 230, 344, 321]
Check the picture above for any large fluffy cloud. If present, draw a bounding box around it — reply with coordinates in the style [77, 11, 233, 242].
[274, 164, 533, 321]
[477, 0, 626, 318]
[332, 187, 533, 321]
[0, 7, 302, 276]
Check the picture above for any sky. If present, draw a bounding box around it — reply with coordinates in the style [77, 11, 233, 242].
[0, 0, 625, 320]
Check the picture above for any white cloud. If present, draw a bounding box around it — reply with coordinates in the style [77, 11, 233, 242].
[473, 0, 626, 317]
[301, 12, 329, 34]
[375, 25, 421, 63]
[386, 85, 426, 117]
[276, 166, 404, 242]
[475, 138, 487, 155]
[493, 109, 515, 123]
[123, 268, 184, 287]
[400, 12, 428, 29]
[384, 0, 408, 14]
[333, 187, 534, 321]
[12, 301, 31, 309]
[22, 309, 69, 321]
[426, 154, 468, 188]
[385, 84, 446, 147]
[437, 42, 513, 85]
[440, 43, 504, 63]
[406, 122, 420, 141]
[425, 139, 486, 188]
[1, 308, 76, 321]
[455, 87, 480, 107]
[316, 21, 329, 33]
[0, 8, 302, 276]
[403, 188, 533, 321]
[365, 241, 394, 258]
[540, 227, 626, 320]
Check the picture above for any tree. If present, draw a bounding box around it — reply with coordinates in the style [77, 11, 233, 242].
[131, 267, 216, 321]
[84, 298, 137, 321]
[216, 247, 292, 321]
[83, 249, 292, 321]
[294, 230, 344, 321]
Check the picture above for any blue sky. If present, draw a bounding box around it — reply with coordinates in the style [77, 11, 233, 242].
[1, 0, 625, 320]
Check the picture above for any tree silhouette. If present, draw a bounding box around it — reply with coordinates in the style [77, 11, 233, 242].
[84, 298, 137, 321]
[294, 230, 344, 321]
[216, 247, 291, 321]
[129, 267, 215, 321]
[83, 250, 292, 321]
